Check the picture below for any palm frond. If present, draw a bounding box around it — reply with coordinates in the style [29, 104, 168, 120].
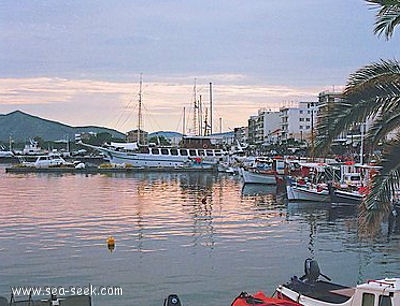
[367, 109, 400, 146]
[366, 0, 400, 39]
[359, 140, 400, 232]
[315, 60, 400, 155]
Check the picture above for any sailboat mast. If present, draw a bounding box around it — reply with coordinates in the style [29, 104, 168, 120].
[183, 107, 186, 138]
[193, 79, 198, 136]
[209, 82, 213, 135]
[137, 74, 143, 145]
[198, 95, 203, 136]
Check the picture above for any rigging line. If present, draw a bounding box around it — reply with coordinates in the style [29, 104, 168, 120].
[114, 101, 136, 131]
[175, 109, 184, 133]
[119, 104, 138, 131]
[141, 103, 162, 131]
[112, 89, 138, 130]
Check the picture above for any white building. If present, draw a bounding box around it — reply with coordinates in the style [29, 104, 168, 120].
[280, 101, 318, 142]
[254, 109, 281, 145]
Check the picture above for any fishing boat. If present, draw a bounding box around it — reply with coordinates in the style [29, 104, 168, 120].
[21, 139, 48, 156]
[275, 259, 399, 306]
[286, 163, 330, 202]
[286, 182, 330, 202]
[328, 162, 380, 205]
[241, 168, 277, 184]
[328, 186, 364, 205]
[241, 158, 284, 185]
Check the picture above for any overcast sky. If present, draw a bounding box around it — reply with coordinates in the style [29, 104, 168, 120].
[1, 1, 399, 133]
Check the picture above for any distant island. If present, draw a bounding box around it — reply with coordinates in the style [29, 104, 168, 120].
[0, 110, 127, 142]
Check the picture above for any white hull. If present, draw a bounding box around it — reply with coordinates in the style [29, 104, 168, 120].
[286, 185, 330, 202]
[21, 155, 74, 168]
[0, 151, 14, 158]
[332, 189, 363, 205]
[277, 285, 353, 306]
[276, 277, 400, 306]
[241, 169, 276, 184]
[83, 143, 223, 169]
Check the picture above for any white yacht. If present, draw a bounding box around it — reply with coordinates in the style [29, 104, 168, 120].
[80, 137, 226, 169]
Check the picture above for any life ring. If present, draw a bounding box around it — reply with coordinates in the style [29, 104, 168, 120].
[202, 144, 208, 149]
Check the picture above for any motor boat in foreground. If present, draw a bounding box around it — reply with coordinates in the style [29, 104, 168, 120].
[163, 292, 300, 306]
[275, 259, 399, 306]
[162, 259, 398, 306]
[231, 292, 300, 306]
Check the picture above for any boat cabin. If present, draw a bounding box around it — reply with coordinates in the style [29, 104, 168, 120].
[180, 136, 223, 149]
[278, 277, 400, 306]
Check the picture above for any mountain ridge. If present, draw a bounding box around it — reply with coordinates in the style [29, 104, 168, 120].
[0, 110, 126, 142]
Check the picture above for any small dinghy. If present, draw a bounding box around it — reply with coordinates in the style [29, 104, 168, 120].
[231, 291, 301, 306]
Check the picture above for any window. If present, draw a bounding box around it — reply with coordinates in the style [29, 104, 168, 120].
[362, 293, 375, 306]
[151, 148, 159, 155]
[206, 150, 214, 156]
[299, 118, 304, 122]
[179, 149, 188, 156]
[161, 148, 169, 155]
[141, 147, 150, 154]
[299, 126, 303, 129]
[306, 126, 311, 129]
[189, 149, 197, 156]
[214, 150, 222, 156]
[299, 110, 303, 114]
[306, 118, 311, 122]
[170, 149, 178, 156]
[379, 295, 392, 306]
[198, 149, 205, 156]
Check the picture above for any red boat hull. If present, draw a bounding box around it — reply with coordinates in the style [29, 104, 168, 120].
[231, 292, 301, 306]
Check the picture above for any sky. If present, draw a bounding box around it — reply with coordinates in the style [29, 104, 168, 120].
[1, 0, 400, 133]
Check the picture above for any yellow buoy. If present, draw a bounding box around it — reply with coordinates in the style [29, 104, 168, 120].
[107, 236, 115, 252]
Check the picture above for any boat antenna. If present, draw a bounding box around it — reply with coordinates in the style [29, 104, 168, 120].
[199, 95, 203, 136]
[209, 82, 213, 135]
[193, 78, 198, 136]
[182, 107, 186, 140]
[311, 107, 315, 161]
[137, 73, 143, 145]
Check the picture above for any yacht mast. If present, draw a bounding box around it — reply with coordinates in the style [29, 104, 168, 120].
[193, 79, 198, 136]
[137, 74, 143, 145]
[209, 82, 213, 135]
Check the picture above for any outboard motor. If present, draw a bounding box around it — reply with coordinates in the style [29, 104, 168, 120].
[49, 294, 60, 306]
[300, 258, 331, 283]
[164, 294, 182, 306]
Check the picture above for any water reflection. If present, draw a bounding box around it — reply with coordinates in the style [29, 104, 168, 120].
[1, 170, 400, 306]
[241, 184, 276, 197]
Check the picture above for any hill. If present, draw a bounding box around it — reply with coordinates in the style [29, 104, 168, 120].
[0, 110, 126, 142]
[148, 131, 183, 138]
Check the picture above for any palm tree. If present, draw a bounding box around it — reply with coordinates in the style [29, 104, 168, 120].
[316, 1, 400, 231]
[367, 0, 400, 39]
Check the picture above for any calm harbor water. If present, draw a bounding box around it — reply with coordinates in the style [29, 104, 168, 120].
[0, 166, 399, 306]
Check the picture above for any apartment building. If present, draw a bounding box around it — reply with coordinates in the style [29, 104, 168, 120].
[246, 109, 281, 145]
[280, 101, 318, 142]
